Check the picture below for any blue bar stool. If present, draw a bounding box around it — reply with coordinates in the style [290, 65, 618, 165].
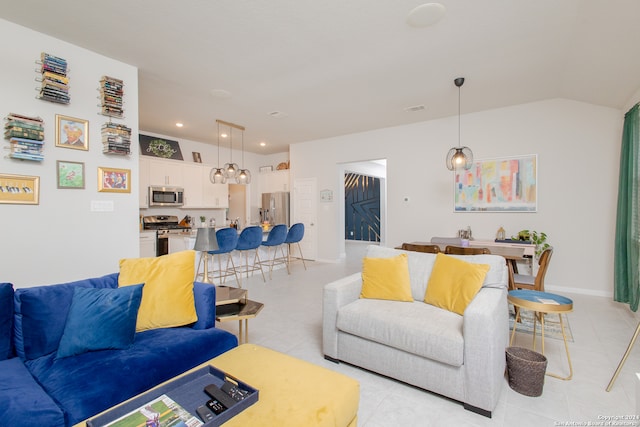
[208, 227, 240, 286]
[508, 289, 573, 380]
[233, 226, 266, 286]
[259, 224, 289, 279]
[284, 223, 306, 272]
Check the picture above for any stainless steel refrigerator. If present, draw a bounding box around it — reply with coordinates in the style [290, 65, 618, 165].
[261, 192, 290, 226]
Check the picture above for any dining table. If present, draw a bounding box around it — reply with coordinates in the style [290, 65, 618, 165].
[401, 239, 536, 290]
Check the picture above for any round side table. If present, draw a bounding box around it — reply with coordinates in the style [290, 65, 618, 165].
[508, 289, 573, 380]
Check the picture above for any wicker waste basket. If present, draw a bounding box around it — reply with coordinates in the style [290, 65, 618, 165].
[506, 346, 548, 397]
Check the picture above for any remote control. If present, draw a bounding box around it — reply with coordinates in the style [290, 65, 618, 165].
[206, 398, 227, 415]
[204, 384, 236, 409]
[221, 380, 250, 401]
[196, 404, 215, 422]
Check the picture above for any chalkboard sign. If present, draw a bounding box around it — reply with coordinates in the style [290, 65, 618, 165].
[139, 134, 183, 160]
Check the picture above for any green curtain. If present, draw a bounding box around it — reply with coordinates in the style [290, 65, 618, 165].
[614, 103, 640, 311]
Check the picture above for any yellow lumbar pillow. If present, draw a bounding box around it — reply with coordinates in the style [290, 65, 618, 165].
[360, 253, 413, 302]
[424, 253, 490, 315]
[119, 250, 197, 331]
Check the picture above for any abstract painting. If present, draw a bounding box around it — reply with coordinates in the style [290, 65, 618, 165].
[454, 155, 537, 212]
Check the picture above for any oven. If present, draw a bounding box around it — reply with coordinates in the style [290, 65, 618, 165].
[142, 215, 191, 256]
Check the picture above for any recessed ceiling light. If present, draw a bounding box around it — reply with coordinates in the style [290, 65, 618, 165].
[221, 133, 228, 138]
[175, 122, 184, 127]
[260, 142, 266, 147]
[406, 3, 446, 28]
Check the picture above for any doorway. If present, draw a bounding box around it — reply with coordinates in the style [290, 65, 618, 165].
[339, 159, 387, 257]
[345, 172, 380, 242]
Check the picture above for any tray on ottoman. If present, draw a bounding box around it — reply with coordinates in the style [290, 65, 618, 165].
[86, 365, 258, 427]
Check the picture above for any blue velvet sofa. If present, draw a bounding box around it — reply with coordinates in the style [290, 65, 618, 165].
[0, 274, 238, 427]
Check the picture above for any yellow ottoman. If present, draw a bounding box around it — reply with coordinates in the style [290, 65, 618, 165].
[212, 344, 359, 427]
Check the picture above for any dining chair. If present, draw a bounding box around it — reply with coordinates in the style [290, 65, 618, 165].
[400, 243, 441, 254]
[513, 247, 553, 292]
[444, 245, 491, 255]
[284, 223, 307, 271]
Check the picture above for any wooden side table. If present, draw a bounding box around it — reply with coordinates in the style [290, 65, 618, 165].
[508, 289, 573, 380]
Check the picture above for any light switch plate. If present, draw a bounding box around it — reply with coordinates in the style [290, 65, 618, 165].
[90, 200, 114, 212]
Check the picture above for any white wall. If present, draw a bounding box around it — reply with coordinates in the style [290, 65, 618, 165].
[0, 19, 139, 288]
[291, 98, 623, 296]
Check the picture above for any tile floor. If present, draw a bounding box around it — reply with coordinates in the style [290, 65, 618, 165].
[214, 241, 640, 426]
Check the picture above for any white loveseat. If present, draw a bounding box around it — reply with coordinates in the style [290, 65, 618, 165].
[322, 245, 509, 417]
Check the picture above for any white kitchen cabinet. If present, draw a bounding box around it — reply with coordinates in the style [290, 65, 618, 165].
[203, 167, 229, 208]
[138, 158, 228, 209]
[182, 164, 204, 208]
[139, 157, 150, 208]
[139, 231, 156, 257]
[204, 182, 229, 208]
[182, 164, 228, 208]
[148, 159, 183, 187]
[261, 169, 289, 193]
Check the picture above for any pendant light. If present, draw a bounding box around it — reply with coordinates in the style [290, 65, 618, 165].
[446, 77, 473, 171]
[209, 120, 227, 184]
[223, 122, 239, 180]
[237, 127, 251, 184]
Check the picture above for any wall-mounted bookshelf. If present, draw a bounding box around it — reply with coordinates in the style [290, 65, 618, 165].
[99, 76, 124, 118]
[36, 52, 70, 104]
[101, 122, 131, 155]
[4, 113, 45, 161]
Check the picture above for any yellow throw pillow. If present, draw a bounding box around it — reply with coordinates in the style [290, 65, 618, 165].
[360, 253, 413, 302]
[424, 253, 490, 315]
[119, 250, 197, 331]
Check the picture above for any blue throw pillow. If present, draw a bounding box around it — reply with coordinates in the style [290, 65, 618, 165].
[56, 284, 143, 359]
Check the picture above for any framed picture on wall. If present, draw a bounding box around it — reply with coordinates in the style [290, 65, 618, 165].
[55, 114, 89, 151]
[0, 173, 40, 204]
[98, 167, 131, 193]
[453, 154, 537, 212]
[57, 160, 85, 189]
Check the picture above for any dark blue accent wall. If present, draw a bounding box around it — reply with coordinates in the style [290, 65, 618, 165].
[345, 173, 380, 242]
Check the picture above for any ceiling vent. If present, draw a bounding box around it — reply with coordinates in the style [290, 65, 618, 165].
[268, 111, 288, 119]
[404, 104, 425, 112]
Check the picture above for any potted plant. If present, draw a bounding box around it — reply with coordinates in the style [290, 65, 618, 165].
[199, 216, 206, 228]
[516, 230, 549, 258]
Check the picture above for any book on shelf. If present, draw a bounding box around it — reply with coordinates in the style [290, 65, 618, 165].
[5, 128, 44, 140]
[6, 113, 44, 124]
[9, 152, 44, 161]
[5, 120, 44, 131]
[42, 71, 69, 85]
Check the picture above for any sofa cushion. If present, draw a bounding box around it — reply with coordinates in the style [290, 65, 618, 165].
[26, 325, 238, 426]
[56, 284, 144, 359]
[0, 357, 65, 427]
[366, 246, 508, 301]
[337, 298, 464, 367]
[13, 273, 120, 360]
[119, 250, 197, 331]
[0, 283, 14, 360]
[424, 253, 489, 315]
[360, 253, 413, 302]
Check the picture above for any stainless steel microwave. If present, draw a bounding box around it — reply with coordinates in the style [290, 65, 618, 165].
[149, 186, 184, 207]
